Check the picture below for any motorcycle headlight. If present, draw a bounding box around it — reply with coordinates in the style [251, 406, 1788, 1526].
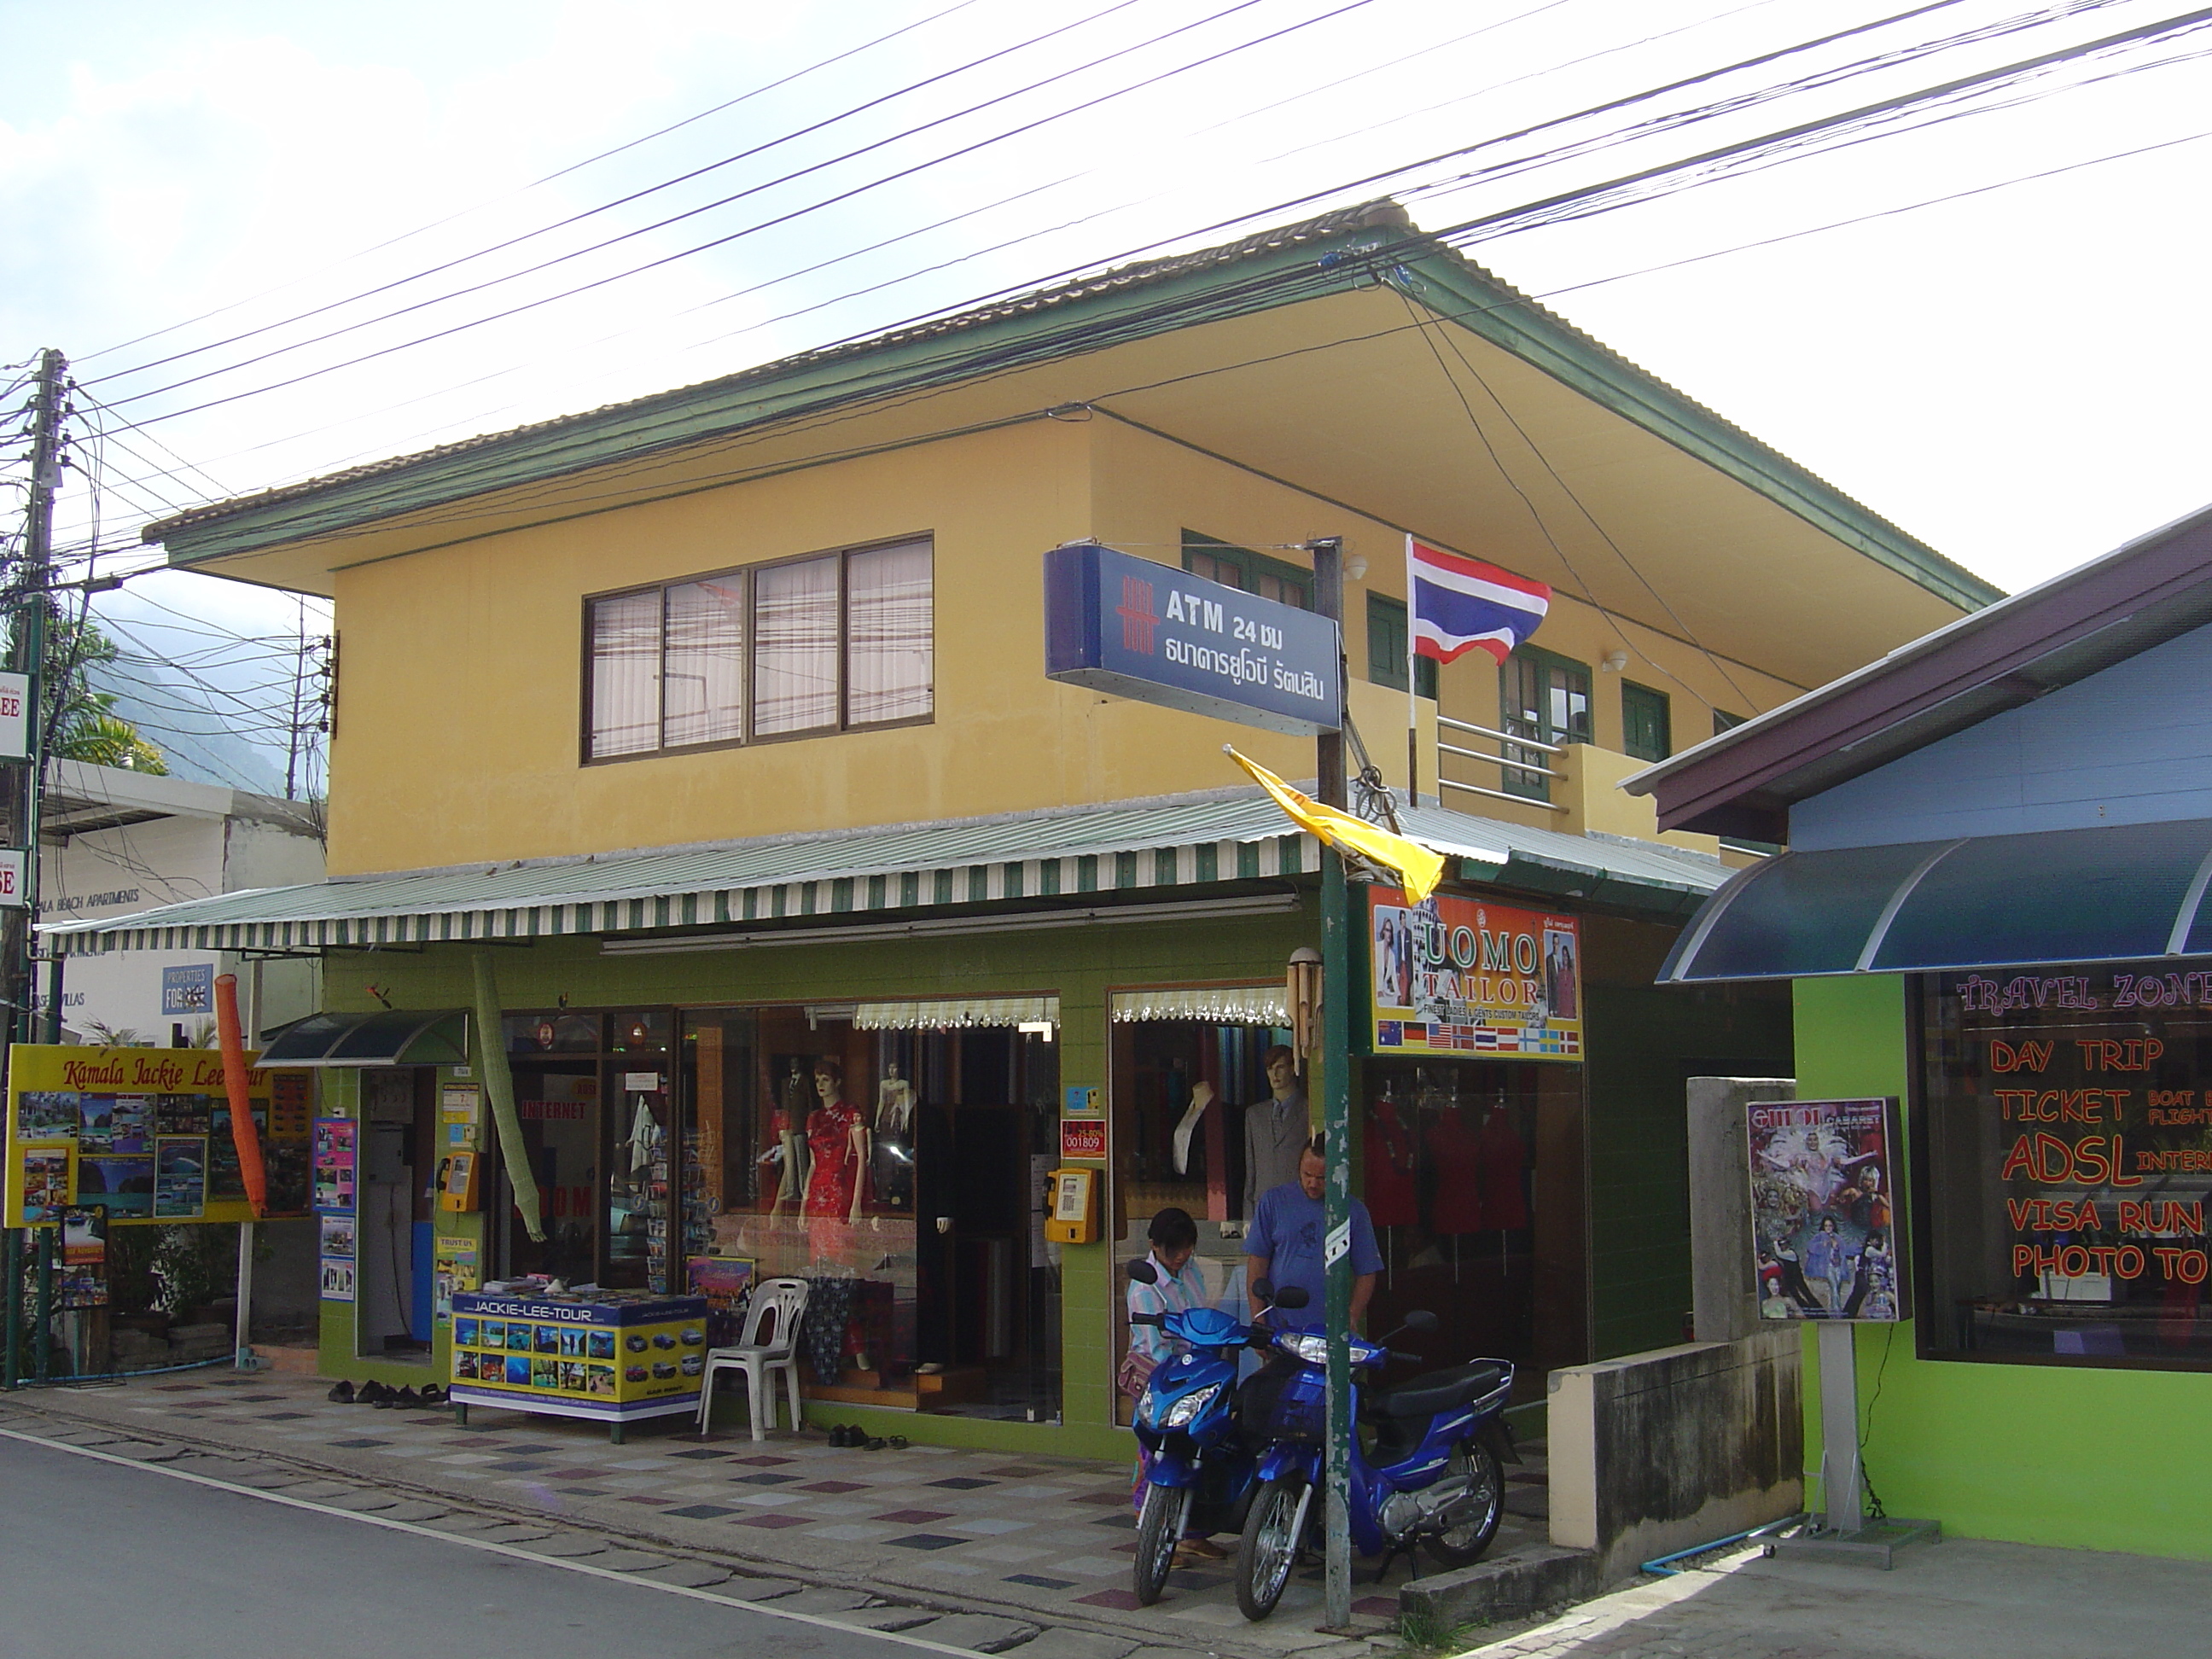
[1161, 1382, 1224, 1428]
[1277, 1332, 1330, 1365]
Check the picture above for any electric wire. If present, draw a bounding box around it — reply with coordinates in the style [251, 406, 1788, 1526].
[86, 0, 1995, 437]
[74, 0, 996, 365]
[90, 0, 1344, 404]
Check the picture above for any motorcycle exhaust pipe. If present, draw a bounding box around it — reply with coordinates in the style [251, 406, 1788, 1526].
[1287, 1481, 1317, 1557]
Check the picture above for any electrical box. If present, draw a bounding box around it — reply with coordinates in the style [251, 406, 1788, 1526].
[1045, 1167, 1099, 1245]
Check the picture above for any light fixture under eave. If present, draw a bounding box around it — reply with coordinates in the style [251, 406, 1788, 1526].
[1017, 1021, 1057, 1042]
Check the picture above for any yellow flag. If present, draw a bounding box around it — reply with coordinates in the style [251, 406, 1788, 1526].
[1225, 747, 1447, 905]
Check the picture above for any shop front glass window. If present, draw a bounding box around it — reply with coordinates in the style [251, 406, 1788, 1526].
[682, 1006, 1061, 1418]
[1920, 962, 2212, 1366]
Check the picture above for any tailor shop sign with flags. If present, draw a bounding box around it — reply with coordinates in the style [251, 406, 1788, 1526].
[1043, 541, 1342, 736]
[1370, 890, 1582, 1059]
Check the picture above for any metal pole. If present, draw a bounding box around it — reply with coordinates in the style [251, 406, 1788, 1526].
[12, 349, 64, 1054]
[3, 1227, 20, 1389]
[235, 1223, 256, 1371]
[43, 953, 61, 1044]
[32, 1224, 53, 1383]
[1310, 536, 1355, 1632]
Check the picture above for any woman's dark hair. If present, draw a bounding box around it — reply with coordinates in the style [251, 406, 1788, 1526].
[812, 1057, 844, 1084]
[1148, 1207, 1198, 1251]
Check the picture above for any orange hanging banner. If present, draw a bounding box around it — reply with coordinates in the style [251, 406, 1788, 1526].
[214, 974, 269, 1215]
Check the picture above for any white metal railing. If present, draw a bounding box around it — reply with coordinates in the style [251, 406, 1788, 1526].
[1434, 715, 1570, 812]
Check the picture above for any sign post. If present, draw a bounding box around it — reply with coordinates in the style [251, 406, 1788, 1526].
[1308, 536, 1356, 1635]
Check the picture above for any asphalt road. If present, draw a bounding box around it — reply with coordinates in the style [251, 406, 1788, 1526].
[0, 1435, 924, 1659]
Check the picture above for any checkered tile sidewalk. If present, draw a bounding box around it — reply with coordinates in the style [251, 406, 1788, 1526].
[3, 1370, 1551, 1657]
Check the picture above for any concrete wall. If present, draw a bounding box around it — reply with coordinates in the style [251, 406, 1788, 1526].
[1547, 1325, 1803, 1582]
[1688, 1075, 1796, 1345]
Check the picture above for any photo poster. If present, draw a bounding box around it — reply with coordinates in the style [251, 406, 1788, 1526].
[153, 1137, 207, 1219]
[313, 1117, 357, 1214]
[319, 1213, 355, 1261]
[433, 1235, 479, 1323]
[319, 1255, 356, 1302]
[4, 1045, 312, 1225]
[1746, 1096, 1905, 1323]
[1368, 888, 1583, 1059]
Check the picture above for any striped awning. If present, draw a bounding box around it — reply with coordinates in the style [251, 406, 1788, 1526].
[42, 789, 1725, 957]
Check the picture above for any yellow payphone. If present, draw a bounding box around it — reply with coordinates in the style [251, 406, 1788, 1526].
[1045, 1167, 1099, 1245]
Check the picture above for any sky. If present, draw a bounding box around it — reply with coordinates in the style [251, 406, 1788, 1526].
[6, 0, 2212, 759]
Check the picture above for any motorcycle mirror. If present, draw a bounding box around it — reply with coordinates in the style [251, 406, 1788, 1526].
[1251, 1278, 1274, 1301]
[1273, 1285, 1310, 1309]
[1405, 1309, 1439, 1333]
[1126, 1259, 1159, 1286]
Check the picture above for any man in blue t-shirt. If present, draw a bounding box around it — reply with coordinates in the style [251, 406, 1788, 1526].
[1245, 1138, 1383, 1332]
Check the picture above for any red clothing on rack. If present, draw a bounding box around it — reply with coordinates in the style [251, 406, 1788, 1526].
[1425, 1108, 1485, 1233]
[1477, 1109, 1529, 1231]
[1364, 1100, 1418, 1227]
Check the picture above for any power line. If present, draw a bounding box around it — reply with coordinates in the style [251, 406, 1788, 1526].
[74, 0, 997, 365]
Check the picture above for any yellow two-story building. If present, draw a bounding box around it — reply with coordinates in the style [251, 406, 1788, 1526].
[55, 202, 1995, 1455]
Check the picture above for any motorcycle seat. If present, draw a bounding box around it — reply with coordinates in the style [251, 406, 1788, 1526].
[1365, 1361, 1507, 1419]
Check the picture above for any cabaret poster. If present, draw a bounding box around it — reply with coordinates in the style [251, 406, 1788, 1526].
[1746, 1096, 1905, 1323]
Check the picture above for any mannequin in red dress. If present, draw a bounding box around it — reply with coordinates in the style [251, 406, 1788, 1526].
[803, 1057, 869, 1257]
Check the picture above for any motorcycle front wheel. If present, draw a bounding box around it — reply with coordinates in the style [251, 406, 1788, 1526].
[1423, 1438, 1505, 1569]
[1236, 1476, 1305, 1621]
[1133, 1481, 1187, 1605]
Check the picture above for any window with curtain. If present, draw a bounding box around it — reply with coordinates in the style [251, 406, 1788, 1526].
[583, 538, 934, 760]
[1499, 647, 1591, 801]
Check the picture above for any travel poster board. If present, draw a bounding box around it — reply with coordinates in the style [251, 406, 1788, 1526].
[1369, 888, 1581, 1059]
[1746, 1096, 1905, 1322]
[5, 1045, 311, 1225]
[448, 1291, 708, 1423]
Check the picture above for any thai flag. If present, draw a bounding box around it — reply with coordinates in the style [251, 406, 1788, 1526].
[1406, 538, 1551, 667]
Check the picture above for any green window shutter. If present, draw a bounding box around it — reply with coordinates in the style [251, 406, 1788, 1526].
[1365, 595, 1436, 698]
[1621, 681, 1671, 763]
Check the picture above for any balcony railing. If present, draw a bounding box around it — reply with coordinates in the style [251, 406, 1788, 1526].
[1434, 715, 1568, 812]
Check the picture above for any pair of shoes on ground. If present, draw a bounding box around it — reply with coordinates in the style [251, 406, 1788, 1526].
[825, 1423, 908, 1450]
[330, 1379, 445, 1409]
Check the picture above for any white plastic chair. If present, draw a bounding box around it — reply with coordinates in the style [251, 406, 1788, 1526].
[696, 1277, 810, 1441]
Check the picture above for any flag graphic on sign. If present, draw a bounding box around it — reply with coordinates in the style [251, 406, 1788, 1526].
[1406, 538, 1551, 667]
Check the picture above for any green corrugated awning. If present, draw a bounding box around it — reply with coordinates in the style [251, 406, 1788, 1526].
[43, 791, 1730, 956]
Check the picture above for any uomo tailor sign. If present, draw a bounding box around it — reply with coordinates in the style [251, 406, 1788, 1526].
[1043, 542, 1342, 736]
[1370, 889, 1581, 1060]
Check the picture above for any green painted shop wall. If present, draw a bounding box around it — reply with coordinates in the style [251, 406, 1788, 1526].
[312, 902, 1316, 1460]
[1584, 975, 1792, 1360]
[1796, 974, 2212, 1559]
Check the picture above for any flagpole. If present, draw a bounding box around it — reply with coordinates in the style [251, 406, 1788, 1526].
[1404, 535, 1420, 808]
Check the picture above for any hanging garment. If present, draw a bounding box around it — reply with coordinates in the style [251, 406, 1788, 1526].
[1476, 1108, 1529, 1231]
[627, 1097, 659, 1173]
[871, 1080, 916, 1212]
[1425, 1107, 1486, 1234]
[804, 1274, 858, 1385]
[1363, 1098, 1419, 1227]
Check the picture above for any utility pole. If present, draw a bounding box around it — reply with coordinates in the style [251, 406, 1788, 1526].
[3, 348, 66, 1391]
[1307, 535, 1355, 1633]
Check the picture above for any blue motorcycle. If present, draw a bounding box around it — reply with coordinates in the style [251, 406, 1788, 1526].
[1125, 1261, 1307, 1605]
[1233, 1313, 1516, 1621]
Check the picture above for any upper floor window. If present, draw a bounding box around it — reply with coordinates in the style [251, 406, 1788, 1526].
[1182, 530, 1311, 609]
[1365, 594, 1438, 699]
[1621, 681, 1671, 763]
[585, 538, 932, 761]
[1500, 647, 1591, 801]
